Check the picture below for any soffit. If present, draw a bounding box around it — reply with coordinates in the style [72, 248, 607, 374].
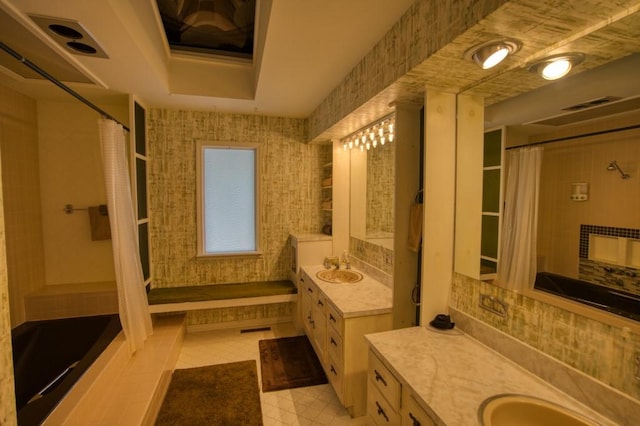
[311, 0, 640, 142]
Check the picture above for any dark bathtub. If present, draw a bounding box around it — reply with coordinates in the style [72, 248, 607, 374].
[534, 272, 640, 322]
[11, 314, 122, 425]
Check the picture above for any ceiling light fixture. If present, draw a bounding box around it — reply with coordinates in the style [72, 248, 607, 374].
[464, 39, 521, 69]
[528, 52, 584, 80]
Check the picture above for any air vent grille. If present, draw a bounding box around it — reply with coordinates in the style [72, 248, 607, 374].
[562, 96, 621, 112]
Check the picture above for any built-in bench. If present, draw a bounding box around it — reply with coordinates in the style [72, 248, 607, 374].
[146, 280, 297, 314]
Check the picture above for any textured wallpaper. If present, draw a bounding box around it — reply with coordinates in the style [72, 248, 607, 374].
[450, 273, 640, 402]
[147, 109, 329, 288]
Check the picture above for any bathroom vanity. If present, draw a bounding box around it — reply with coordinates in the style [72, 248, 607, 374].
[299, 265, 392, 417]
[365, 326, 616, 426]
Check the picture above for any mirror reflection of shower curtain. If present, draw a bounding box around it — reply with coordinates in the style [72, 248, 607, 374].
[99, 119, 153, 354]
[497, 146, 543, 292]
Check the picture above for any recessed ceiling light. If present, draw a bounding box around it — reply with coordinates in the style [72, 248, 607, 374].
[464, 39, 521, 69]
[528, 53, 585, 80]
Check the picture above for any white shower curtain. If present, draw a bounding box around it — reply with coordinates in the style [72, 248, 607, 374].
[497, 146, 543, 292]
[99, 118, 153, 354]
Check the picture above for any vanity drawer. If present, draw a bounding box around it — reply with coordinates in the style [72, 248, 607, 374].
[300, 272, 316, 295]
[368, 378, 401, 426]
[326, 353, 343, 398]
[314, 291, 327, 314]
[327, 325, 343, 365]
[402, 393, 436, 426]
[327, 302, 343, 334]
[368, 350, 401, 410]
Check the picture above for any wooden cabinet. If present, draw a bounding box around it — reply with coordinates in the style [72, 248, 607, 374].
[368, 349, 436, 426]
[299, 269, 392, 417]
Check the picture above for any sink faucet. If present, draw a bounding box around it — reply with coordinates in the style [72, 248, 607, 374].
[323, 256, 340, 269]
[341, 250, 351, 269]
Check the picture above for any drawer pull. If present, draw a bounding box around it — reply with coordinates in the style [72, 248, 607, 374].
[409, 412, 421, 426]
[307, 287, 313, 293]
[374, 369, 387, 387]
[375, 401, 389, 422]
[300, 277, 305, 283]
[317, 300, 324, 307]
[330, 365, 337, 375]
[329, 313, 336, 322]
[330, 337, 337, 346]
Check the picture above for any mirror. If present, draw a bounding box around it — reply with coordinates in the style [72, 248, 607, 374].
[350, 138, 395, 251]
[531, 121, 640, 321]
[486, 54, 640, 322]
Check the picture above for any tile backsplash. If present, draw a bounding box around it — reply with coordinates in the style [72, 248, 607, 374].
[450, 272, 640, 402]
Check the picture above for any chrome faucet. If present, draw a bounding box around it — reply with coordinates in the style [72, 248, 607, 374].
[341, 251, 351, 269]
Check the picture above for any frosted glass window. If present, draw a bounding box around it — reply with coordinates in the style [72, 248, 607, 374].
[199, 145, 259, 255]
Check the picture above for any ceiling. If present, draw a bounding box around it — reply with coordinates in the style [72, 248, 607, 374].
[0, 0, 639, 135]
[0, 0, 415, 118]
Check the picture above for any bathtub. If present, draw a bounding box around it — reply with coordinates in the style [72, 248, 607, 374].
[534, 272, 640, 322]
[11, 314, 122, 425]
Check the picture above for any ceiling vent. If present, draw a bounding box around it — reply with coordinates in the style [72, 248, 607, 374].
[561, 96, 621, 112]
[525, 95, 640, 126]
[30, 15, 109, 58]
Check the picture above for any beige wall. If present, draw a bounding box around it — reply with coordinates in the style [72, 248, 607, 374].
[37, 100, 128, 285]
[147, 109, 327, 288]
[537, 128, 640, 277]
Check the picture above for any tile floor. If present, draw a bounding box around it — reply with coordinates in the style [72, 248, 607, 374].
[175, 322, 367, 425]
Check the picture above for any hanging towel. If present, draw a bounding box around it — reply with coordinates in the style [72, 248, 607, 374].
[407, 203, 423, 252]
[88, 205, 111, 241]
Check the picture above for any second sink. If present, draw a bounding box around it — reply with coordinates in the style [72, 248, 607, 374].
[478, 394, 600, 426]
[316, 269, 363, 284]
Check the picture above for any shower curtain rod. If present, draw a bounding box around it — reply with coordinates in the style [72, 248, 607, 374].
[506, 122, 640, 150]
[0, 41, 130, 132]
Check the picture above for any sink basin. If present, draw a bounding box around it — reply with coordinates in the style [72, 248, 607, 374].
[316, 269, 363, 284]
[479, 394, 600, 426]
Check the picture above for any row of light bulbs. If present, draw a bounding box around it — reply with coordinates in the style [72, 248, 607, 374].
[342, 115, 395, 152]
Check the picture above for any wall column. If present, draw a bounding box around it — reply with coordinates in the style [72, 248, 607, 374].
[420, 91, 456, 324]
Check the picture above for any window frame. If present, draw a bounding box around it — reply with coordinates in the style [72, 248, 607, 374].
[196, 141, 262, 258]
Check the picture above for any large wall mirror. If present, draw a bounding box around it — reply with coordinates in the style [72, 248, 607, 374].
[350, 135, 396, 251]
[533, 125, 640, 321]
[479, 53, 640, 322]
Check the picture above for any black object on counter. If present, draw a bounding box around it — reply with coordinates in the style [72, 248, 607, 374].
[430, 314, 455, 330]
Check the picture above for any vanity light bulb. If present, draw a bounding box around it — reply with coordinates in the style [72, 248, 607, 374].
[378, 127, 384, 137]
[389, 133, 394, 142]
[343, 143, 347, 151]
[366, 141, 371, 150]
[380, 136, 386, 145]
[372, 139, 378, 148]
[369, 131, 375, 141]
[388, 122, 394, 133]
[348, 140, 353, 149]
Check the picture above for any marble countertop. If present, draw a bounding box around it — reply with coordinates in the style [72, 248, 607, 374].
[290, 232, 332, 242]
[301, 265, 392, 318]
[365, 326, 616, 426]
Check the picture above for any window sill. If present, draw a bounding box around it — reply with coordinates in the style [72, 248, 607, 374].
[196, 251, 263, 260]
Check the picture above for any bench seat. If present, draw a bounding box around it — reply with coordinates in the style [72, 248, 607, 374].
[147, 280, 297, 314]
